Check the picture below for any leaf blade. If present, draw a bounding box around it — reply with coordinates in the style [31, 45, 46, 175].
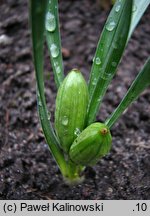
[45, 0, 64, 88]
[87, 0, 133, 125]
[29, 0, 66, 172]
[105, 57, 150, 128]
[128, 0, 150, 40]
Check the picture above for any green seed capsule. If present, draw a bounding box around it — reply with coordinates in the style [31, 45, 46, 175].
[55, 69, 89, 153]
[69, 122, 112, 166]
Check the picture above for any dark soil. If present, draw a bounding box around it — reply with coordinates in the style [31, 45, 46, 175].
[0, 0, 150, 200]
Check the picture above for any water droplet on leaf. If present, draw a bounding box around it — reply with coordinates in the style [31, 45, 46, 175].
[62, 116, 68, 126]
[50, 44, 59, 58]
[112, 62, 117, 67]
[47, 111, 51, 120]
[115, 4, 121, 12]
[54, 61, 61, 74]
[92, 78, 97, 86]
[132, 5, 137, 12]
[38, 100, 42, 107]
[97, 97, 102, 102]
[106, 21, 116, 31]
[101, 72, 112, 80]
[56, 66, 61, 74]
[95, 57, 101, 65]
[45, 12, 56, 32]
[74, 128, 81, 137]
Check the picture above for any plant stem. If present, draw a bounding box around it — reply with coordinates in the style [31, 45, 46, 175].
[62, 159, 85, 185]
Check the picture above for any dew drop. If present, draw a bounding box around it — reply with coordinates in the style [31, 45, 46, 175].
[62, 116, 68, 126]
[92, 78, 97, 86]
[106, 21, 116, 31]
[38, 100, 42, 107]
[95, 57, 101, 65]
[97, 97, 102, 102]
[47, 111, 51, 120]
[101, 72, 112, 80]
[112, 62, 117, 67]
[132, 5, 137, 12]
[115, 4, 121, 12]
[54, 61, 61, 74]
[74, 128, 81, 137]
[50, 44, 59, 58]
[56, 66, 61, 74]
[45, 12, 56, 32]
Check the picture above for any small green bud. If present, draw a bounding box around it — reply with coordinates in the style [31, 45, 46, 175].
[55, 69, 89, 153]
[69, 122, 112, 166]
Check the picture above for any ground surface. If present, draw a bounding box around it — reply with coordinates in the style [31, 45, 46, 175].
[0, 0, 150, 199]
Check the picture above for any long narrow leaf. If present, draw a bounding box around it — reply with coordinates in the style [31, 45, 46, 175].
[105, 57, 150, 129]
[45, 0, 64, 88]
[29, 0, 66, 172]
[128, 0, 150, 40]
[87, 0, 133, 125]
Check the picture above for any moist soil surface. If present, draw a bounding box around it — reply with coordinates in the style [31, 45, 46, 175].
[0, 0, 150, 200]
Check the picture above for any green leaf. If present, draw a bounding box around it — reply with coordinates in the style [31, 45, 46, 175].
[45, 0, 64, 88]
[105, 57, 150, 128]
[29, 0, 66, 172]
[87, 0, 133, 125]
[128, 0, 150, 40]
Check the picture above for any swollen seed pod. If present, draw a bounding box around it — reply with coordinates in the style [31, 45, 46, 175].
[55, 69, 89, 153]
[69, 122, 112, 166]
